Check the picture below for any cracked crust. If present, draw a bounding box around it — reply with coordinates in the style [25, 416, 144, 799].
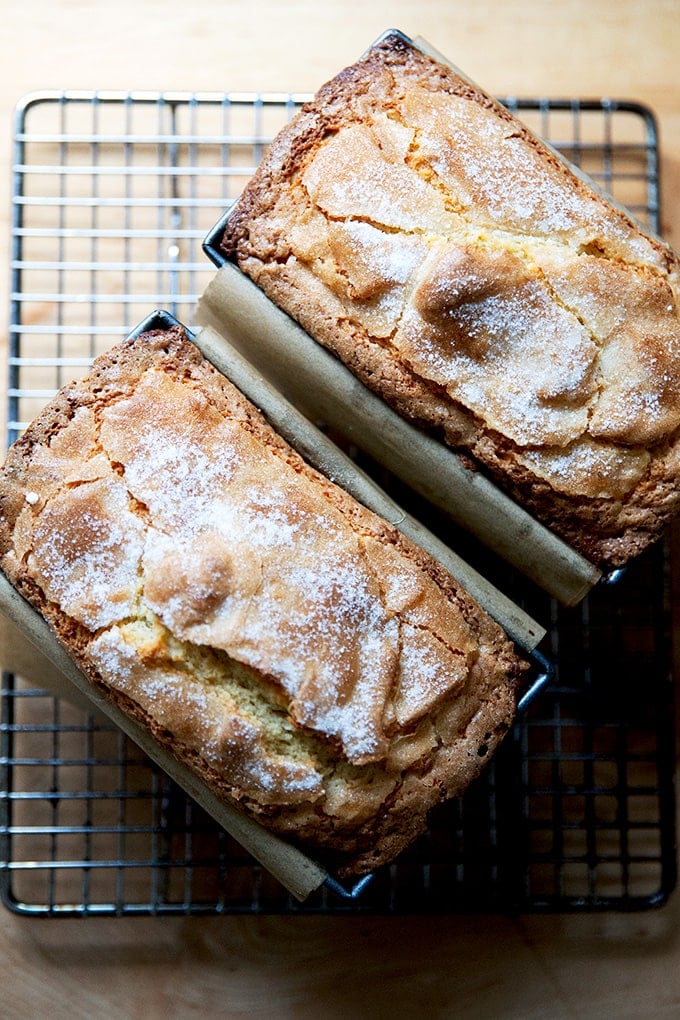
[221, 32, 680, 570]
[0, 326, 525, 876]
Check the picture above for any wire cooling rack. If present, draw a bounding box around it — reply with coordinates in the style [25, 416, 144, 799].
[1, 91, 675, 916]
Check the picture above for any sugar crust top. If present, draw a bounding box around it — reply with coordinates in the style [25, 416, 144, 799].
[0, 326, 524, 873]
[222, 33, 680, 569]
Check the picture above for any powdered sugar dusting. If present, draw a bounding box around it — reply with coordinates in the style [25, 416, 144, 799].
[302, 122, 453, 233]
[340, 220, 424, 285]
[28, 476, 146, 630]
[398, 271, 597, 446]
[405, 87, 657, 261]
[266, 64, 680, 488]
[97, 366, 459, 764]
[518, 437, 651, 499]
[20, 349, 476, 777]
[393, 625, 461, 727]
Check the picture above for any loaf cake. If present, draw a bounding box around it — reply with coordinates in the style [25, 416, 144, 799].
[220, 31, 680, 571]
[0, 325, 526, 876]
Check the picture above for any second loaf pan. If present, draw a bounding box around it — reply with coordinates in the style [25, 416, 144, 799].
[198, 28, 674, 606]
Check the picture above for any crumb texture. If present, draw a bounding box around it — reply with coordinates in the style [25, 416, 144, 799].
[222, 33, 680, 569]
[0, 326, 524, 875]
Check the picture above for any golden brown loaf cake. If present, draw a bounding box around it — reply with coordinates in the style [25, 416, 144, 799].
[220, 32, 680, 571]
[0, 325, 526, 876]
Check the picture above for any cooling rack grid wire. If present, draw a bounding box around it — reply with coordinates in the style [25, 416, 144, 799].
[1, 91, 675, 916]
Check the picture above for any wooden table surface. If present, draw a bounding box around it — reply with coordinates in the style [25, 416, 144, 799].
[1, 2, 680, 1017]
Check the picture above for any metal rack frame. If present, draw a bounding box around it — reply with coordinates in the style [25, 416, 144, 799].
[1, 90, 675, 916]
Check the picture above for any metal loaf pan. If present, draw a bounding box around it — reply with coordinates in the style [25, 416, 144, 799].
[199, 29, 641, 606]
[0, 309, 552, 905]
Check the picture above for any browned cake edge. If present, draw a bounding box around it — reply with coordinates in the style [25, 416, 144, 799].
[0, 326, 527, 876]
[220, 31, 680, 572]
